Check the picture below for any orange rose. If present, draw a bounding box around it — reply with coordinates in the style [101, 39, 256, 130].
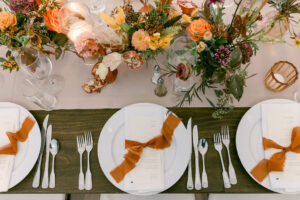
[0, 12, 17, 32]
[43, 7, 64, 34]
[187, 19, 211, 41]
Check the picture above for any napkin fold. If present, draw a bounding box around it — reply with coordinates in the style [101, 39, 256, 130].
[251, 127, 300, 182]
[251, 103, 300, 191]
[0, 111, 35, 192]
[0, 108, 19, 192]
[110, 108, 181, 189]
[0, 117, 35, 155]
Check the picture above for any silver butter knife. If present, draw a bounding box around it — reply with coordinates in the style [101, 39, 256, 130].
[32, 114, 49, 188]
[187, 118, 193, 190]
[42, 124, 52, 189]
[193, 125, 201, 190]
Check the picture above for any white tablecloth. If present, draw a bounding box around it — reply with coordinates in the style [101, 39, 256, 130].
[0, 0, 300, 110]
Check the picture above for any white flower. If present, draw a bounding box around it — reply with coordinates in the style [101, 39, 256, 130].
[102, 52, 122, 71]
[95, 63, 109, 80]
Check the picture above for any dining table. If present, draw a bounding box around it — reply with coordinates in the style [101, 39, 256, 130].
[0, 108, 270, 194]
[0, 0, 300, 197]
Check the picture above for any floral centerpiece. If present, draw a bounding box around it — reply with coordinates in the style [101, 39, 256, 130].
[99, 0, 188, 68]
[164, 0, 269, 119]
[0, 0, 69, 71]
[81, 0, 198, 93]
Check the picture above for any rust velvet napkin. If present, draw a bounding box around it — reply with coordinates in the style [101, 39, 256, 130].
[251, 127, 300, 182]
[110, 113, 181, 183]
[0, 117, 35, 155]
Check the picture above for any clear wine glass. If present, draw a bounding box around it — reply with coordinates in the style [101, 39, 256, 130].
[17, 78, 57, 111]
[16, 48, 65, 95]
[58, 2, 94, 32]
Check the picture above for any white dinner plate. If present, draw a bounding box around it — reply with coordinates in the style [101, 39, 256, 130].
[236, 98, 298, 194]
[0, 102, 41, 189]
[98, 103, 191, 195]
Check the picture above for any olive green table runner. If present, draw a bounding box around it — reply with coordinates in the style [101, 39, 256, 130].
[7, 108, 270, 193]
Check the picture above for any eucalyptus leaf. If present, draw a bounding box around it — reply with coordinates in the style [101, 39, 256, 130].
[211, 68, 226, 83]
[226, 75, 244, 101]
[229, 47, 242, 68]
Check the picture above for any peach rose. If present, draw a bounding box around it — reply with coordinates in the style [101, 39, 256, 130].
[43, 7, 64, 33]
[186, 19, 211, 41]
[0, 12, 17, 32]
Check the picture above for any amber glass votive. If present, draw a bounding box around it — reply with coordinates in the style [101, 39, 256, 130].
[265, 61, 298, 92]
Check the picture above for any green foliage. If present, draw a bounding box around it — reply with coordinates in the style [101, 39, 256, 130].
[161, 26, 182, 37]
[229, 47, 242, 68]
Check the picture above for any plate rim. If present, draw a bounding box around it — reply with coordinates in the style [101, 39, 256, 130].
[235, 98, 297, 194]
[97, 102, 191, 195]
[0, 102, 41, 189]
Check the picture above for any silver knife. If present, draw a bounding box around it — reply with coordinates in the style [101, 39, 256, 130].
[193, 125, 201, 190]
[42, 124, 52, 189]
[32, 114, 49, 188]
[187, 118, 193, 190]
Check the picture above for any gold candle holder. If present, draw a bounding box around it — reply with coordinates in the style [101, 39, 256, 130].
[265, 61, 298, 92]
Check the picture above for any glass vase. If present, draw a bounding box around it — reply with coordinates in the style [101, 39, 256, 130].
[264, 11, 289, 41]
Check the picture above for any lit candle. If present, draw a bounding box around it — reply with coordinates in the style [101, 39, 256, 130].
[67, 21, 93, 42]
[274, 73, 285, 83]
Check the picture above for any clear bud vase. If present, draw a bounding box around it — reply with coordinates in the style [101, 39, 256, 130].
[264, 11, 289, 41]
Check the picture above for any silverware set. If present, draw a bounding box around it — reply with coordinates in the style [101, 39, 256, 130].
[32, 114, 59, 189]
[213, 125, 237, 189]
[77, 131, 93, 190]
[187, 118, 208, 190]
[187, 119, 237, 190]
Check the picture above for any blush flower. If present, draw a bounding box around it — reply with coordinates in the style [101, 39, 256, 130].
[169, 4, 182, 19]
[122, 51, 144, 70]
[197, 41, 207, 52]
[74, 32, 100, 58]
[9, 0, 34, 14]
[0, 12, 17, 32]
[131, 29, 150, 51]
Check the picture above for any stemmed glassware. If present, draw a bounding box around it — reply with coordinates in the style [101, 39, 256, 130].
[17, 78, 57, 111]
[16, 47, 65, 95]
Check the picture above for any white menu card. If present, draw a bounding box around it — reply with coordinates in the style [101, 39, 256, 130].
[124, 105, 165, 192]
[262, 103, 300, 192]
[0, 108, 19, 192]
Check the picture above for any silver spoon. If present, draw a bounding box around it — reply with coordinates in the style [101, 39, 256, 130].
[49, 139, 59, 188]
[198, 138, 208, 188]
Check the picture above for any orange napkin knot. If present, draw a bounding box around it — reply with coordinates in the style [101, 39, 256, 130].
[110, 113, 181, 183]
[251, 127, 300, 182]
[0, 117, 35, 155]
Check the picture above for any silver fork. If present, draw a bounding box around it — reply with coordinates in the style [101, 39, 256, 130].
[77, 135, 86, 190]
[222, 126, 237, 185]
[84, 131, 93, 190]
[214, 133, 231, 189]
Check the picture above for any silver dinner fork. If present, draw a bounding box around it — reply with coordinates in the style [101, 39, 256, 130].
[214, 133, 231, 189]
[77, 135, 86, 190]
[222, 126, 237, 185]
[84, 131, 93, 190]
